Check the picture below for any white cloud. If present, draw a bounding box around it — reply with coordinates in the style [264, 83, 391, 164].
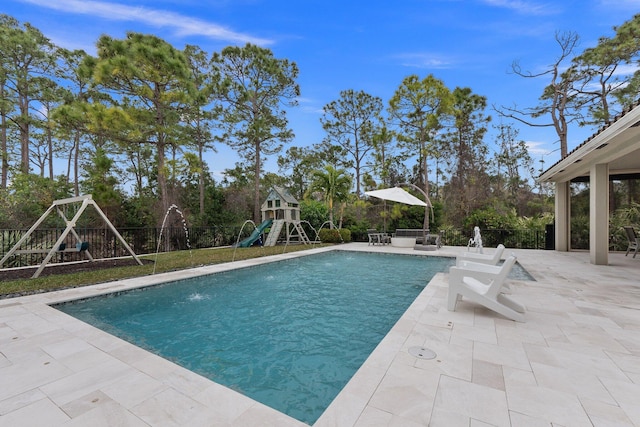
[576, 64, 639, 93]
[612, 64, 640, 77]
[526, 140, 559, 157]
[18, 0, 273, 45]
[597, 0, 640, 10]
[480, 0, 559, 15]
[296, 97, 323, 114]
[394, 53, 454, 69]
[525, 140, 544, 154]
[47, 33, 98, 55]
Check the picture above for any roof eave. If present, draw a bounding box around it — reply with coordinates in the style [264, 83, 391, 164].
[538, 101, 640, 183]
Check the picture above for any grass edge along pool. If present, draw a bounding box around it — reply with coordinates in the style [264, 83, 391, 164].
[54, 251, 455, 424]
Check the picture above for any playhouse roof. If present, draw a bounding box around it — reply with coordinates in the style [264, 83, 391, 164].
[266, 186, 299, 204]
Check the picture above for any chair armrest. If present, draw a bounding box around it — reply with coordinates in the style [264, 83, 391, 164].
[455, 259, 502, 273]
[450, 264, 500, 285]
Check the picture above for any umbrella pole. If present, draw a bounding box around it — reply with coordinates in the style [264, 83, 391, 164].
[423, 205, 429, 245]
[383, 200, 387, 233]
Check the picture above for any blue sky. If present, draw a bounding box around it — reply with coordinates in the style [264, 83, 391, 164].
[3, 0, 640, 181]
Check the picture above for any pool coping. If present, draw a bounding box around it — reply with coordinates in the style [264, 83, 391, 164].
[2, 246, 343, 426]
[2, 243, 639, 426]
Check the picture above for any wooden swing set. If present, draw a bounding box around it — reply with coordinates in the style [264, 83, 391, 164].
[0, 195, 142, 279]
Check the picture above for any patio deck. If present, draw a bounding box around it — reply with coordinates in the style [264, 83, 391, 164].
[1, 244, 639, 426]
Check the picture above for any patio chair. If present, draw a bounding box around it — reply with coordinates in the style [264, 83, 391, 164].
[623, 226, 639, 258]
[454, 257, 507, 281]
[448, 255, 525, 322]
[380, 233, 391, 244]
[367, 229, 381, 245]
[456, 253, 514, 292]
[456, 244, 505, 266]
[365, 229, 390, 245]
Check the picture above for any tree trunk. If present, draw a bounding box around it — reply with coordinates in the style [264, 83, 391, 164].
[328, 200, 334, 228]
[73, 131, 80, 196]
[198, 144, 205, 219]
[422, 141, 430, 232]
[47, 127, 54, 180]
[254, 140, 261, 223]
[19, 95, 29, 174]
[134, 150, 143, 196]
[1, 111, 7, 189]
[157, 139, 170, 218]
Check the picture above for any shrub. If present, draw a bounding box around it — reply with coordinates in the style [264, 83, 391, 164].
[318, 228, 345, 243]
[339, 228, 351, 243]
[300, 200, 329, 230]
[346, 221, 369, 242]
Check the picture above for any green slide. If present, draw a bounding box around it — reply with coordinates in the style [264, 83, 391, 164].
[236, 219, 273, 248]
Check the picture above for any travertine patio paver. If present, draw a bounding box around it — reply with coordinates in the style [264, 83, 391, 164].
[1, 244, 638, 426]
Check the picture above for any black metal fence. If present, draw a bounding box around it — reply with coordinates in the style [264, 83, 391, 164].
[1, 226, 549, 268]
[0, 226, 242, 268]
[438, 228, 548, 250]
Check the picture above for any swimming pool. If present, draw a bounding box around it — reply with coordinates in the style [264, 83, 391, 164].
[56, 251, 455, 424]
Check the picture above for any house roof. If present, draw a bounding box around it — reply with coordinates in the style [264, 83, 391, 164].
[266, 186, 299, 204]
[538, 99, 640, 183]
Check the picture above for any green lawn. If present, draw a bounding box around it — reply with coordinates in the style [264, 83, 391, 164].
[0, 244, 331, 298]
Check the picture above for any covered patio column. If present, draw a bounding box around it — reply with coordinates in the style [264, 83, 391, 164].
[590, 163, 609, 265]
[555, 181, 571, 251]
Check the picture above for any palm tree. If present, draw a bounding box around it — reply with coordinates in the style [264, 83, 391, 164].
[307, 165, 352, 228]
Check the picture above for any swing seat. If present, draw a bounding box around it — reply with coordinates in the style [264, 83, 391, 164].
[14, 242, 88, 254]
[60, 242, 89, 252]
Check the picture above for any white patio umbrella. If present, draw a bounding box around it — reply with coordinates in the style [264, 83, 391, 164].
[364, 187, 428, 206]
[365, 186, 434, 246]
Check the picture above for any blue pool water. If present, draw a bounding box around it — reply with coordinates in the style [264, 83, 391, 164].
[56, 251, 455, 424]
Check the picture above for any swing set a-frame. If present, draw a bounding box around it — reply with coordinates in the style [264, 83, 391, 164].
[0, 194, 142, 279]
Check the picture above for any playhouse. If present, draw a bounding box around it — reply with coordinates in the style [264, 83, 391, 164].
[260, 187, 310, 246]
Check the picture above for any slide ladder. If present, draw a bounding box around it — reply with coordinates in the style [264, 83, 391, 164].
[264, 220, 284, 246]
[290, 221, 311, 244]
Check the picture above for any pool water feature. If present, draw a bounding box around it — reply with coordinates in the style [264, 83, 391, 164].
[54, 251, 530, 424]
